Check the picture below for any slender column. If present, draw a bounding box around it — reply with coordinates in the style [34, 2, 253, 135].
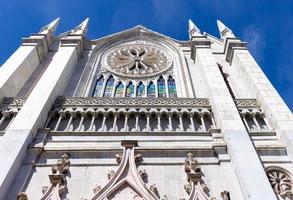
[135, 114, 139, 131]
[77, 112, 86, 131]
[0, 114, 7, 128]
[178, 113, 184, 131]
[54, 112, 65, 131]
[146, 114, 150, 131]
[210, 115, 216, 129]
[101, 114, 107, 131]
[192, 32, 276, 199]
[65, 112, 75, 131]
[157, 114, 162, 131]
[165, 77, 170, 98]
[112, 113, 118, 131]
[241, 114, 251, 132]
[168, 113, 173, 131]
[124, 113, 129, 131]
[4, 114, 17, 131]
[263, 116, 272, 131]
[189, 114, 196, 131]
[252, 114, 261, 131]
[199, 113, 206, 131]
[88, 113, 96, 131]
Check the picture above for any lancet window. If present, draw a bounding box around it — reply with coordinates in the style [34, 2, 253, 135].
[92, 76, 104, 97]
[92, 74, 177, 98]
[158, 76, 166, 97]
[104, 76, 115, 97]
[114, 82, 124, 97]
[136, 82, 145, 97]
[126, 82, 135, 97]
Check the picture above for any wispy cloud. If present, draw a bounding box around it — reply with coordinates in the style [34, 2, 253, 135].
[242, 25, 265, 62]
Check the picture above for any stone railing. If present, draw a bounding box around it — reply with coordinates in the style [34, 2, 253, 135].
[235, 98, 274, 135]
[47, 97, 216, 133]
[0, 97, 26, 135]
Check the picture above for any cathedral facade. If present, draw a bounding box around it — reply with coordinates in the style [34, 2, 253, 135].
[0, 18, 292, 200]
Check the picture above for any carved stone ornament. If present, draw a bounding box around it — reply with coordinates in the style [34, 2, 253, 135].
[183, 153, 210, 200]
[89, 142, 159, 200]
[17, 192, 28, 200]
[220, 191, 230, 200]
[40, 154, 70, 200]
[103, 43, 173, 78]
[266, 166, 293, 199]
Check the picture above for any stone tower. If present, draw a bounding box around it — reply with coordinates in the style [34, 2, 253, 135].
[0, 18, 292, 200]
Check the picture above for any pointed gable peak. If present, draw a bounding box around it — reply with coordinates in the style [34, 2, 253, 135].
[70, 17, 89, 36]
[39, 17, 60, 35]
[216, 19, 235, 39]
[188, 19, 201, 38]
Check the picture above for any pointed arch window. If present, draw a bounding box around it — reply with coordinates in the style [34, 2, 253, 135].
[158, 76, 166, 97]
[103, 75, 114, 97]
[168, 76, 177, 97]
[136, 82, 145, 97]
[114, 82, 124, 97]
[126, 82, 135, 97]
[92, 76, 104, 97]
[147, 81, 156, 98]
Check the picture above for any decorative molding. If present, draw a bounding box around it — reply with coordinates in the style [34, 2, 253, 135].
[183, 152, 211, 200]
[89, 142, 159, 200]
[54, 97, 210, 108]
[234, 99, 258, 108]
[266, 166, 293, 199]
[40, 154, 70, 200]
[1, 97, 26, 109]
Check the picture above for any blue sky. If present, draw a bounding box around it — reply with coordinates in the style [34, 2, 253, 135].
[0, 0, 292, 110]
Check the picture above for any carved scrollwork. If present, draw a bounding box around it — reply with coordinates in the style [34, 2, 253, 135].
[234, 99, 258, 108]
[266, 166, 293, 199]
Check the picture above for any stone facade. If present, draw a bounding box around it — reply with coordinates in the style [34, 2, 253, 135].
[0, 18, 292, 200]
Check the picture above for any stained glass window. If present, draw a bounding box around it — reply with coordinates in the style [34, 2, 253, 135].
[114, 82, 124, 97]
[158, 76, 166, 97]
[126, 82, 135, 97]
[136, 82, 145, 97]
[147, 82, 156, 97]
[168, 76, 177, 97]
[92, 76, 104, 97]
[103, 76, 114, 97]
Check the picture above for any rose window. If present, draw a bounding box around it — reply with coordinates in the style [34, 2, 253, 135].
[104, 44, 172, 78]
[266, 167, 293, 199]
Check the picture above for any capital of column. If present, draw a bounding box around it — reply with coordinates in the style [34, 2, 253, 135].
[22, 18, 60, 61]
[223, 38, 247, 64]
[190, 35, 211, 60]
[60, 18, 89, 58]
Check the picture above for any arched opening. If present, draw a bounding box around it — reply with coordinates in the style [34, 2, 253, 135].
[126, 82, 135, 97]
[168, 76, 177, 98]
[147, 81, 156, 98]
[103, 75, 115, 97]
[114, 82, 124, 97]
[92, 75, 104, 97]
[158, 76, 166, 97]
[136, 82, 145, 97]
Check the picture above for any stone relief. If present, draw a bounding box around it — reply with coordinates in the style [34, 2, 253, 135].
[266, 166, 293, 199]
[87, 141, 159, 200]
[103, 43, 172, 78]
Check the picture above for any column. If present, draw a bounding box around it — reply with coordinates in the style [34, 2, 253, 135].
[0, 18, 60, 105]
[191, 24, 276, 199]
[0, 18, 89, 199]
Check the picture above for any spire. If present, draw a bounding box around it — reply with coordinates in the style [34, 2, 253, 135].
[39, 17, 60, 35]
[70, 17, 89, 36]
[188, 19, 201, 38]
[217, 20, 235, 39]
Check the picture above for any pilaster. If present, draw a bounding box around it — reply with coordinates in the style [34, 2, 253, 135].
[0, 18, 89, 199]
[191, 35, 277, 200]
[231, 48, 293, 159]
[0, 18, 60, 105]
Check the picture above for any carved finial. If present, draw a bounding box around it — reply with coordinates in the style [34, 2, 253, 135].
[188, 19, 201, 38]
[107, 170, 115, 180]
[161, 194, 168, 200]
[115, 153, 123, 164]
[184, 152, 203, 183]
[57, 153, 70, 174]
[150, 184, 159, 197]
[216, 20, 235, 39]
[70, 17, 89, 36]
[39, 17, 60, 35]
[221, 191, 230, 200]
[93, 185, 101, 194]
[139, 169, 148, 180]
[16, 192, 28, 200]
